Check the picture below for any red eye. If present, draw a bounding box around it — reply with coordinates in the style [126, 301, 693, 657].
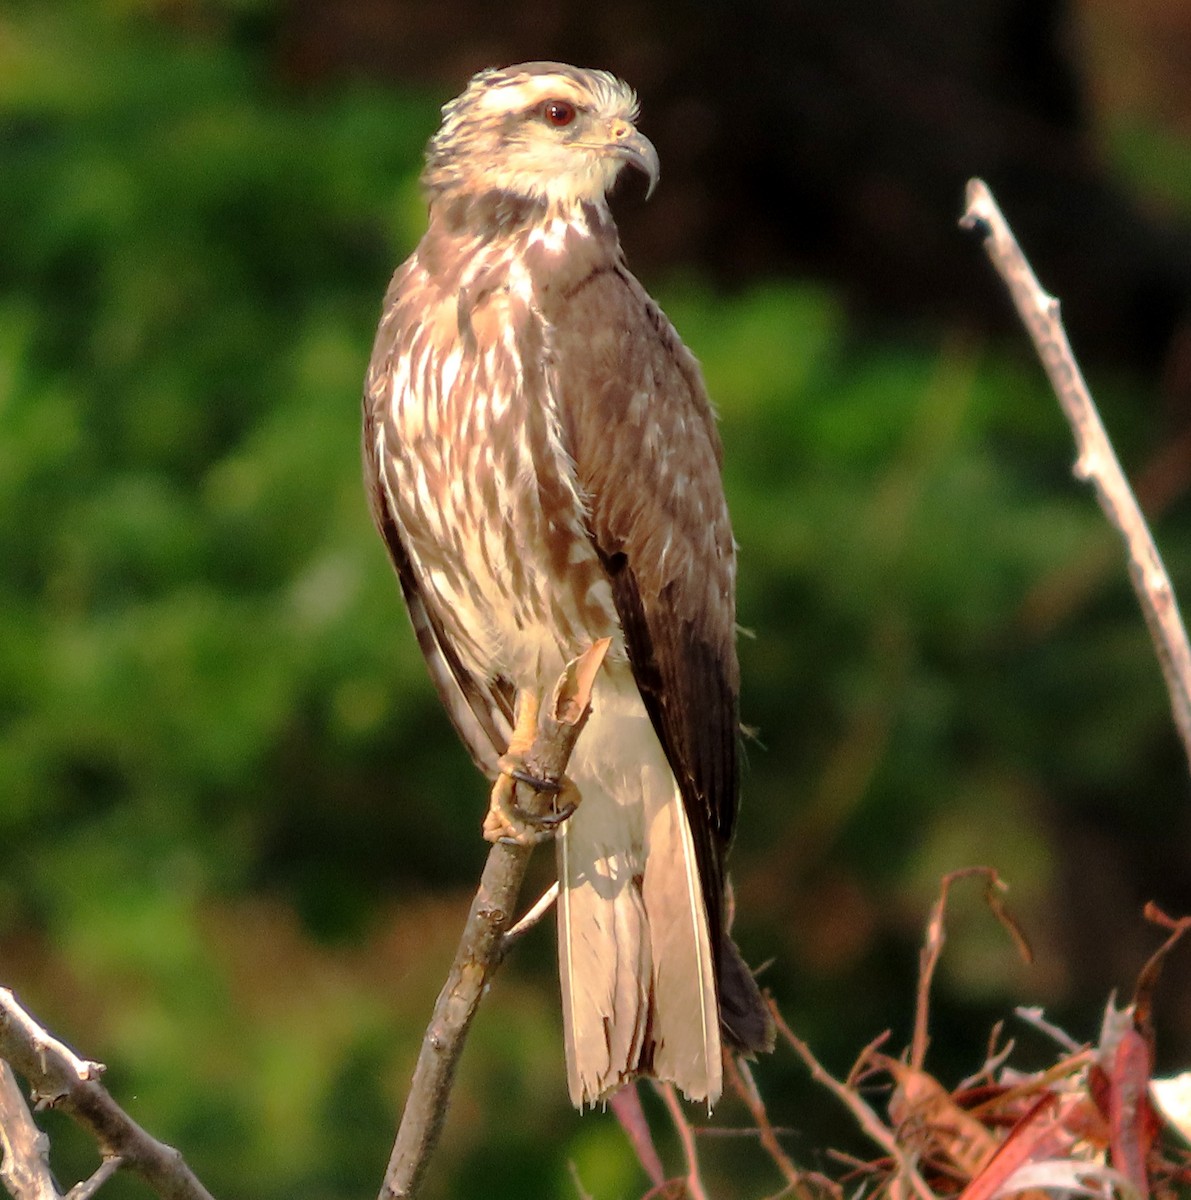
[541, 99, 576, 127]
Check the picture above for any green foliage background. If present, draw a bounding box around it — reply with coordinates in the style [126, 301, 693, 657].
[2, 4, 1190, 1198]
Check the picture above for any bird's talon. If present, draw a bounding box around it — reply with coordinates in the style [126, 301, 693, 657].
[527, 800, 577, 828]
[507, 768, 563, 795]
[483, 764, 581, 846]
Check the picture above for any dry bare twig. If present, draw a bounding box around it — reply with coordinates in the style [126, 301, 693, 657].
[652, 1081, 711, 1200]
[63, 1157, 123, 1200]
[724, 1056, 814, 1200]
[610, 1084, 667, 1190]
[378, 639, 611, 1200]
[0, 989, 214, 1200]
[912, 866, 1032, 1072]
[960, 178, 1191, 771]
[0, 1058, 58, 1200]
[499, 881, 559, 955]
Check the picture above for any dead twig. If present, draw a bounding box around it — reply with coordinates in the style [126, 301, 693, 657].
[378, 639, 611, 1200]
[64, 1157, 122, 1200]
[653, 1081, 710, 1200]
[725, 1056, 819, 1200]
[0, 989, 215, 1200]
[609, 1083, 667, 1189]
[912, 867, 1031, 1071]
[499, 882, 559, 956]
[1134, 903, 1191, 1037]
[1014, 1007, 1085, 1056]
[960, 177, 1191, 771]
[0, 1058, 59, 1200]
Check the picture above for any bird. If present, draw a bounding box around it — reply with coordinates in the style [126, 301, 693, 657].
[363, 60, 773, 1108]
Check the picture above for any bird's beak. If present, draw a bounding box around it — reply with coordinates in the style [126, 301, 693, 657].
[613, 129, 660, 199]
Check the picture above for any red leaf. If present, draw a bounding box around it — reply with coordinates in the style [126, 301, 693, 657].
[958, 1092, 1074, 1200]
[1107, 1027, 1156, 1198]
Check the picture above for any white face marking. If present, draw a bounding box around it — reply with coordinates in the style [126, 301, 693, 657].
[424, 64, 649, 212]
[465, 67, 637, 123]
[474, 77, 581, 114]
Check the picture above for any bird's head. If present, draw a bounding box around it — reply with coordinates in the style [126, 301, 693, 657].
[422, 62, 660, 212]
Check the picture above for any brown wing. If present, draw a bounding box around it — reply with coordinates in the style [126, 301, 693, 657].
[544, 260, 740, 921]
[362, 276, 514, 778]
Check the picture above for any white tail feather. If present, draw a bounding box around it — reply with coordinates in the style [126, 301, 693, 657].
[641, 778, 721, 1102]
[557, 799, 650, 1105]
[556, 670, 721, 1107]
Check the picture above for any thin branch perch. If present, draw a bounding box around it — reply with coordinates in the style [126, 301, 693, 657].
[0, 989, 215, 1200]
[960, 177, 1191, 771]
[378, 639, 610, 1200]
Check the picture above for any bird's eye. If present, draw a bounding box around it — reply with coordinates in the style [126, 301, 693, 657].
[541, 99, 577, 128]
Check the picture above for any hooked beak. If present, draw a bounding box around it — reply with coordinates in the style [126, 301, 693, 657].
[613, 128, 660, 199]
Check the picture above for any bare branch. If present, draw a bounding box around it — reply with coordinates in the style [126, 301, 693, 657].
[608, 1084, 666, 1188]
[499, 882, 559, 956]
[912, 866, 1031, 1071]
[0, 1059, 60, 1200]
[652, 1081, 710, 1200]
[1014, 1007, 1085, 1055]
[960, 177, 1191, 771]
[725, 1056, 820, 1200]
[0, 990, 215, 1200]
[379, 639, 611, 1200]
[64, 1158, 122, 1200]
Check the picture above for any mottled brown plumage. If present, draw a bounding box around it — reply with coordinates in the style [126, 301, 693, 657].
[363, 61, 772, 1107]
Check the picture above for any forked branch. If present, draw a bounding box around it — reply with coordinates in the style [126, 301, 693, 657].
[0, 989, 215, 1200]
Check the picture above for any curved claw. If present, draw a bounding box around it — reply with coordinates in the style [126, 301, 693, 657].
[506, 793, 577, 829]
[483, 766, 582, 846]
[506, 768, 563, 795]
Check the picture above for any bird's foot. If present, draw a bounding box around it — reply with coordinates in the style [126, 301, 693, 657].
[482, 756, 581, 846]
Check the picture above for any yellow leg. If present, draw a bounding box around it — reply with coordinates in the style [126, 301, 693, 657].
[482, 690, 581, 845]
[507, 691, 541, 761]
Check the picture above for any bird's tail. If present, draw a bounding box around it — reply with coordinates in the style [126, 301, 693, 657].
[556, 768, 722, 1108]
[718, 926, 775, 1057]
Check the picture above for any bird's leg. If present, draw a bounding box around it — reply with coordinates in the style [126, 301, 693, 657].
[482, 690, 582, 845]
